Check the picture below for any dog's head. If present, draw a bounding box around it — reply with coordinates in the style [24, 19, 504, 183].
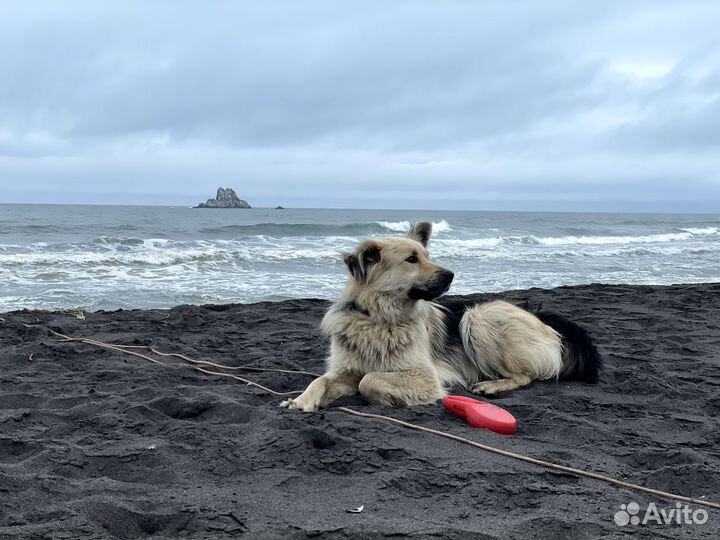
[343, 221, 454, 302]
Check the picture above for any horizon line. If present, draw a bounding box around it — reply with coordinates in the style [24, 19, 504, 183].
[1, 201, 718, 216]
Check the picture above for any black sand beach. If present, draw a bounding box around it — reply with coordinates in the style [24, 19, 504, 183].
[1, 283, 719, 539]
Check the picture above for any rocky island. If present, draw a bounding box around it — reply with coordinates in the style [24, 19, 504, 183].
[195, 187, 251, 208]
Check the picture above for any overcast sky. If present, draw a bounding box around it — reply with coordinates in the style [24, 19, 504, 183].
[1, 1, 719, 211]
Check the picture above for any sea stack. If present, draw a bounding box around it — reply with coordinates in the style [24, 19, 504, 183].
[196, 187, 251, 208]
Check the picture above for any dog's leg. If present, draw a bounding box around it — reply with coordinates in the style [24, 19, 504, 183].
[280, 371, 361, 412]
[470, 374, 533, 396]
[358, 369, 444, 406]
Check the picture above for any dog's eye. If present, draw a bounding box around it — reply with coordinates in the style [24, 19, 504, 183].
[405, 255, 418, 263]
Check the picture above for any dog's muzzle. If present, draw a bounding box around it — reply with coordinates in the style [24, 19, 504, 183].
[408, 269, 454, 301]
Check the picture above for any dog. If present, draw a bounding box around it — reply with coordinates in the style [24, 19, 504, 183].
[281, 221, 601, 412]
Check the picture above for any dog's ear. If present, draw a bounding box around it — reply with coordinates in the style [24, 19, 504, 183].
[407, 221, 432, 247]
[344, 241, 381, 281]
[343, 253, 362, 280]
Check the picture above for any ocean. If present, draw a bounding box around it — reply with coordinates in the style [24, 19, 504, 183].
[1, 204, 718, 312]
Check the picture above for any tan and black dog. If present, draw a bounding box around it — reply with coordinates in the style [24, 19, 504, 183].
[281, 222, 600, 412]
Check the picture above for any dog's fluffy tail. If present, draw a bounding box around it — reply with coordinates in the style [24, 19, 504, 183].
[535, 311, 602, 383]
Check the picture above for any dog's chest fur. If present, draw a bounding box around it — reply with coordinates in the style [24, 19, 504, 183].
[324, 308, 432, 373]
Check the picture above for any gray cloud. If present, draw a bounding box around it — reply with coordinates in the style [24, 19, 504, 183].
[1, 1, 719, 211]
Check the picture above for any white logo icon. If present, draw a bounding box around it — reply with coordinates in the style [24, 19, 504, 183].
[614, 502, 641, 526]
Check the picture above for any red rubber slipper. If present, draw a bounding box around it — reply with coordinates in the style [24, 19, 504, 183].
[442, 395, 517, 435]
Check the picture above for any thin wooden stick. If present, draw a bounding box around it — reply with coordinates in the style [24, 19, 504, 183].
[189, 365, 300, 397]
[148, 348, 320, 377]
[51, 334, 299, 396]
[43, 326, 319, 377]
[66, 337, 169, 366]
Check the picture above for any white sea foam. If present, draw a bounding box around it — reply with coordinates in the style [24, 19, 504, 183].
[374, 219, 452, 234]
[529, 232, 693, 246]
[0, 248, 221, 266]
[374, 220, 411, 232]
[678, 227, 719, 235]
[3, 228, 715, 271]
[431, 220, 453, 233]
[431, 238, 504, 254]
[0, 240, 346, 267]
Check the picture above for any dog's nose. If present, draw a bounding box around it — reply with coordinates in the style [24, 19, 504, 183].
[441, 270, 454, 283]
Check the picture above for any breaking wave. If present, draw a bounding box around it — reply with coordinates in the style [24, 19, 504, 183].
[373, 219, 452, 234]
[198, 219, 452, 237]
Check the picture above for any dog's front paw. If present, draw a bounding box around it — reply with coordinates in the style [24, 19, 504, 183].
[279, 397, 319, 412]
